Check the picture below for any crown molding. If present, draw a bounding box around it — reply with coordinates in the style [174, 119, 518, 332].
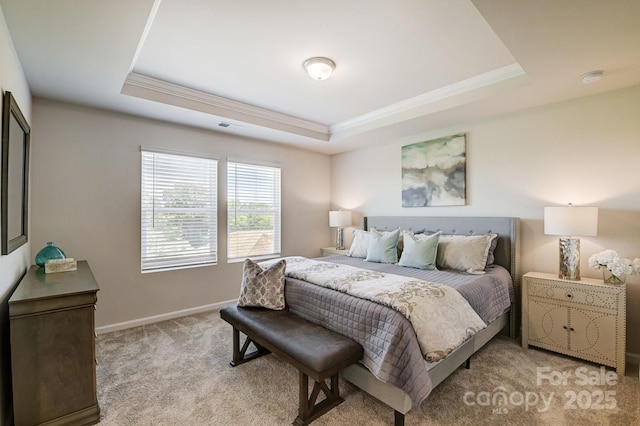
[121, 72, 330, 141]
[122, 64, 526, 143]
[330, 64, 527, 138]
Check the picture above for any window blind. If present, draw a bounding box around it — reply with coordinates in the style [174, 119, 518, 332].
[227, 161, 281, 261]
[141, 149, 217, 272]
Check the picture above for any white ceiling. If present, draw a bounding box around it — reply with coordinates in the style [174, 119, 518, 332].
[2, 0, 639, 154]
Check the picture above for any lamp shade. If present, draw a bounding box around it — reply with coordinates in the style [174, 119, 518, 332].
[329, 210, 351, 228]
[544, 206, 598, 236]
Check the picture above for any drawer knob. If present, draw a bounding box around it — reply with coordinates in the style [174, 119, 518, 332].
[566, 293, 573, 299]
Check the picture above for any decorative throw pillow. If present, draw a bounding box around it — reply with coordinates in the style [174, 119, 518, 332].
[485, 234, 499, 267]
[238, 258, 286, 310]
[348, 230, 370, 258]
[398, 231, 441, 270]
[365, 228, 400, 264]
[436, 234, 498, 274]
[396, 228, 420, 256]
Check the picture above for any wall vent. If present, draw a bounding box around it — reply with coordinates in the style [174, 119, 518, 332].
[217, 121, 242, 129]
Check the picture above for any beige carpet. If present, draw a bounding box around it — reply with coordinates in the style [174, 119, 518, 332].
[95, 310, 640, 425]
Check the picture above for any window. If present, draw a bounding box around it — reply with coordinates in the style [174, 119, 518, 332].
[141, 148, 217, 272]
[227, 161, 281, 261]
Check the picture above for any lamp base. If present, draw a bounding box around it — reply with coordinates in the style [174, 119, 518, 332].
[559, 237, 580, 280]
[336, 228, 345, 250]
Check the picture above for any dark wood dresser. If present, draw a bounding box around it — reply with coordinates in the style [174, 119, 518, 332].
[9, 261, 100, 426]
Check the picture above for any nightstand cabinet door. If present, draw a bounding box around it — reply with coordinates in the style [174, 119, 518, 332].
[570, 307, 618, 363]
[522, 272, 625, 375]
[527, 299, 568, 349]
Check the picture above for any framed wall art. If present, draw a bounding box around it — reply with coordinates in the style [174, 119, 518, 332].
[401, 133, 466, 207]
[2, 91, 30, 255]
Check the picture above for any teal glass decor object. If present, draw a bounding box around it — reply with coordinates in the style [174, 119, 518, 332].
[35, 242, 66, 267]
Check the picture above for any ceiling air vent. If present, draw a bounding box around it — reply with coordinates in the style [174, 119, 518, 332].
[217, 121, 242, 129]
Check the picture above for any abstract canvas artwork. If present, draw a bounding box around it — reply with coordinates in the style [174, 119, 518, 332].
[402, 133, 466, 207]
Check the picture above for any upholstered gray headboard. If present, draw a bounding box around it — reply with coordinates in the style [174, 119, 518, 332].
[364, 216, 519, 280]
[364, 216, 521, 337]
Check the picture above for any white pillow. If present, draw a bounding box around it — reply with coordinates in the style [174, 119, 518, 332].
[365, 228, 400, 264]
[347, 230, 370, 258]
[398, 231, 441, 270]
[436, 234, 497, 274]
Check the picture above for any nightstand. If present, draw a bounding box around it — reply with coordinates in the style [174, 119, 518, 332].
[522, 272, 626, 375]
[320, 247, 349, 256]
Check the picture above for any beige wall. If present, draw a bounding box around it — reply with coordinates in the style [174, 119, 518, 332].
[331, 86, 640, 357]
[0, 7, 31, 307]
[0, 8, 32, 425]
[30, 99, 331, 329]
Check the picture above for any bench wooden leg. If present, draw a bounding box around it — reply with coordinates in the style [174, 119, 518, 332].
[293, 371, 344, 426]
[394, 410, 405, 426]
[229, 327, 270, 367]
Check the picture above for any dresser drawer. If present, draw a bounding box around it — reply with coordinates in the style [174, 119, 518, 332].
[526, 278, 620, 310]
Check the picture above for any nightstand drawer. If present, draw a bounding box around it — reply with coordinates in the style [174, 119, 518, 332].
[527, 278, 620, 310]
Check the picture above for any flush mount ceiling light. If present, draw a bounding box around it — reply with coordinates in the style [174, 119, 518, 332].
[581, 70, 604, 84]
[303, 57, 336, 81]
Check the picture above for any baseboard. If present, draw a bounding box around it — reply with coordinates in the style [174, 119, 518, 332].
[95, 299, 236, 335]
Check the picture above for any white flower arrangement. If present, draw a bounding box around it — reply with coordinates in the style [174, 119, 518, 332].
[589, 249, 640, 284]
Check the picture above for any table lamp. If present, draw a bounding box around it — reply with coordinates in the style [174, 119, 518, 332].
[544, 204, 598, 280]
[329, 210, 351, 250]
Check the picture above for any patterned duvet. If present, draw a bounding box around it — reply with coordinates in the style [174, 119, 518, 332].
[279, 255, 514, 407]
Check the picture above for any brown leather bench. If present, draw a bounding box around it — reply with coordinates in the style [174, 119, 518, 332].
[220, 304, 363, 425]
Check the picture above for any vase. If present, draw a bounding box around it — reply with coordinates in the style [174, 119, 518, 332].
[35, 242, 66, 267]
[603, 270, 625, 285]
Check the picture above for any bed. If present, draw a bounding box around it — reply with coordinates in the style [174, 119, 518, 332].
[280, 216, 520, 424]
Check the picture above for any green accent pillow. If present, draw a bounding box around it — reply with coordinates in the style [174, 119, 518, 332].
[398, 230, 441, 270]
[347, 230, 370, 258]
[365, 228, 400, 264]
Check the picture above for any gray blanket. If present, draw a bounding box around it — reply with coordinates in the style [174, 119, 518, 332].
[284, 256, 513, 407]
